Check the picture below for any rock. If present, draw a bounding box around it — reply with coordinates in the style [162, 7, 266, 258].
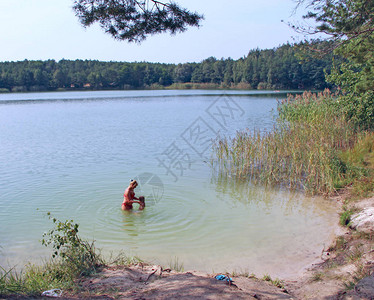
[354, 275, 374, 298]
[350, 207, 374, 233]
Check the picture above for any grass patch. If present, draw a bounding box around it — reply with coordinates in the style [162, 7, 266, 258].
[311, 272, 324, 282]
[334, 236, 348, 251]
[340, 207, 355, 226]
[166, 257, 184, 272]
[107, 251, 144, 266]
[262, 274, 284, 289]
[346, 244, 364, 263]
[0, 257, 82, 297]
[339, 132, 374, 198]
[228, 270, 256, 278]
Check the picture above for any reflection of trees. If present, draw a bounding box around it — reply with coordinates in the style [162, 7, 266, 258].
[211, 174, 330, 218]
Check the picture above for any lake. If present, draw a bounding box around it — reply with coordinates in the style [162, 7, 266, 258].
[0, 90, 338, 278]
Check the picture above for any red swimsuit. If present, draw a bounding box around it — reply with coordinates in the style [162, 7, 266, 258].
[122, 188, 135, 210]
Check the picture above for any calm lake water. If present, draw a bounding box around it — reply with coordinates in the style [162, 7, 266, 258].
[0, 90, 338, 278]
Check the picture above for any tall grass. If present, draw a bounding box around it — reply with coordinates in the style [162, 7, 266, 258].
[0, 260, 79, 297]
[213, 90, 360, 195]
[338, 132, 374, 197]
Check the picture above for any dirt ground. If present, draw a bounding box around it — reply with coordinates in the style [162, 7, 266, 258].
[65, 265, 293, 299]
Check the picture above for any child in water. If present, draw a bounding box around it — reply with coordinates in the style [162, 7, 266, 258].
[122, 180, 145, 211]
[138, 196, 145, 210]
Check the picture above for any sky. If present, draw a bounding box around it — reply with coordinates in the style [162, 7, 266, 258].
[0, 0, 310, 63]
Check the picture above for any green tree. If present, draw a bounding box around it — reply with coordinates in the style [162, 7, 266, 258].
[73, 0, 203, 42]
[295, 0, 373, 129]
[173, 63, 193, 83]
[53, 69, 69, 88]
[0, 42, 335, 92]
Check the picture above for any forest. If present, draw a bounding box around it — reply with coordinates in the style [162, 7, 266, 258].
[0, 41, 334, 93]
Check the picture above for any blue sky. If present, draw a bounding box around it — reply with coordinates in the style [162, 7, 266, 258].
[0, 0, 309, 63]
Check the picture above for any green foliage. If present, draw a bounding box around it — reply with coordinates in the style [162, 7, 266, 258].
[300, 0, 374, 130]
[42, 212, 103, 278]
[73, 0, 203, 42]
[326, 35, 374, 130]
[0, 260, 76, 297]
[332, 236, 348, 252]
[278, 90, 339, 122]
[328, 67, 374, 130]
[347, 245, 364, 262]
[108, 252, 144, 266]
[214, 91, 358, 195]
[302, 0, 373, 41]
[262, 274, 284, 288]
[340, 208, 354, 226]
[0, 214, 151, 298]
[311, 272, 324, 282]
[0, 42, 334, 92]
[0, 266, 19, 295]
[166, 257, 184, 272]
[262, 274, 272, 281]
[214, 89, 374, 196]
[0, 215, 104, 297]
[338, 132, 374, 197]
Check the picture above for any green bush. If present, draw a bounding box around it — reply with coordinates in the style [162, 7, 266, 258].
[340, 209, 354, 226]
[42, 213, 103, 278]
[0, 214, 104, 297]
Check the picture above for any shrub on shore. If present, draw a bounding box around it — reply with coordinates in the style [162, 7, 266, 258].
[0, 212, 148, 297]
[0, 214, 104, 297]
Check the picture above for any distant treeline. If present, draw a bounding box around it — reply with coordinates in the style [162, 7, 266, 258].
[0, 42, 334, 93]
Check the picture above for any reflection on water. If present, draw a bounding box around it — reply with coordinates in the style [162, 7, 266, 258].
[213, 174, 330, 217]
[90, 173, 337, 279]
[121, 210, 146, 237]
[0, 90, 338, 278]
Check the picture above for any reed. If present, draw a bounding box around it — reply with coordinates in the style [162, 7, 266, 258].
[213, 90, 361, 195]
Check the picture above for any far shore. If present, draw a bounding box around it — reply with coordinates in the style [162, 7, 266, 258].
[0, 84, 306, 94]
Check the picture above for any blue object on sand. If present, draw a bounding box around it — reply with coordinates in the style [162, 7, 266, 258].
[215, 275, 233, 282]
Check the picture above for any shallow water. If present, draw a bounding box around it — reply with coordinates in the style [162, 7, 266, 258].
[0, 90, 337, 278]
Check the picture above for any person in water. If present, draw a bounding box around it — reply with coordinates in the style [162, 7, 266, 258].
[122, 180, 145, 211]
[138, 196, 145, 210]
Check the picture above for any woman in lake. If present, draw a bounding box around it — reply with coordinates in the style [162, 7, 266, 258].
[122, 180, 144, 210]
